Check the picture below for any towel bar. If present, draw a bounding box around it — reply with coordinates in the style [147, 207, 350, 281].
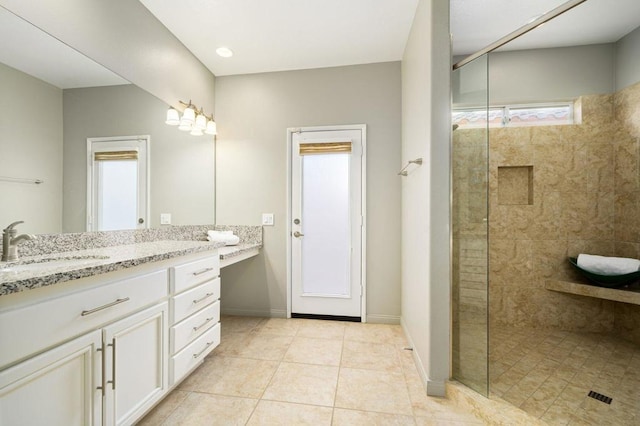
[398, 158, 423, 176]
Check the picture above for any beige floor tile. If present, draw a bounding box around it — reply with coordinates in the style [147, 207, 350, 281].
[178, 356, 278, 398]
[335, 367, 413, 415]
[162, 392, 257, 426]
[332, 408, 416, 425]
[234, 333, 293, 361]
[283, 336, 343, 366]
[220, 315, 265, 335]
[137, 390, 189, 425]
[262, 362, 339, 406]
[297, 319, 347, 340]
[210, 331, 254, 357]
[414, 416, 483, 425]
[344, 323, 405, 344]
[256, 318, 303, 336]
[247, 400, 333, 425]
[341, 340, 402, 372]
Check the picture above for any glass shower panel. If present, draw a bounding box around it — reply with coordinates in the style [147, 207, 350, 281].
[451, 54, 489, 396]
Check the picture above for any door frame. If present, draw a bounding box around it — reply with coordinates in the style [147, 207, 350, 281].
[86, 135, 150, 231]
[286, 124, 367, 321]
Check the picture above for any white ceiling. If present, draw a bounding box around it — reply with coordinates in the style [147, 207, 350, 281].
[0, 7, 128, 89]
[2, 1, 640, 87]
[451, 0, 640, 57]
[138, 0, 420, 76]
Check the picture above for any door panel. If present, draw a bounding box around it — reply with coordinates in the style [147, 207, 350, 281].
[87, 136, 149, 231]
[291, 128, 364, 318]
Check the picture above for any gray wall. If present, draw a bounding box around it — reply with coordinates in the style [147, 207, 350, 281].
[0, 63, 63, 234]
[215, 62, 402, 322]
[63, 85, 215, 232]
[615, 25, 640, 91]
[0, 0, 216, 113]
[486, 44, 615, 105]
[401, 0, 451, 397]
[454, 37, 640, 107]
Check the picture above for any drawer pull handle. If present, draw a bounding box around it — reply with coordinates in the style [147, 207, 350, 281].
[193, 267, 214, 276]
[81, 297, 130, 316]
[193, 341, 214, 359]
[193, 293, 214, 304]
[193, 317, 214, 332]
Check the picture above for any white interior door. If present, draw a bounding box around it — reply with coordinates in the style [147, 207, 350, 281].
[291, 127, 365, 319]
[87, 136, 149, 231]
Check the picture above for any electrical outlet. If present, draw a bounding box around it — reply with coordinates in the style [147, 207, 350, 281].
[262, 213, 274, 226]
[160, 213, 171, 225]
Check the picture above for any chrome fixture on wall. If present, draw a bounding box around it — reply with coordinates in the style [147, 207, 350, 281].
[165, 100, 217, 136]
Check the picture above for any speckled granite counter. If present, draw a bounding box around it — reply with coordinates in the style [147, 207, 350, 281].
[0, 240, 223, 296]
[219, 243, 261, 268]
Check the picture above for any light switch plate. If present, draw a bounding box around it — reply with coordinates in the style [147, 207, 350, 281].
[262, 213, 274, 226]
[160, 213, 171, 225]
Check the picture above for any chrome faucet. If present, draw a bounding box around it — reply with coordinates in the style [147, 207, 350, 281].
[2, 221, 36, 262]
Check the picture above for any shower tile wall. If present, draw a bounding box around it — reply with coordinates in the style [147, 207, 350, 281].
[613, 81, 640, 345]
[488, 93, 621, 333]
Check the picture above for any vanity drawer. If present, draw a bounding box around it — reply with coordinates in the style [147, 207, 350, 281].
[170, 322, 220, 385]
[0, 270, 168, 368]
[171, 278, 220, 324]
[170, 301, 220, 354]
[171, 256, 220, 294]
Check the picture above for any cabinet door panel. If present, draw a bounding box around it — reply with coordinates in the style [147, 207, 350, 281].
[104, 302, 168, 426]
[0, 330, 102, 426]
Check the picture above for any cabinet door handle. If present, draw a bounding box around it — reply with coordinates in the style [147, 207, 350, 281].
[193, 341, 214, 359]
[107, 339, 116, 390]
[96, 345, 106, 395]
[192, 267, 214, 276]
[193, 317, 214, 332]
[81, 297, 130, 316]
[193, 293, 214, 305]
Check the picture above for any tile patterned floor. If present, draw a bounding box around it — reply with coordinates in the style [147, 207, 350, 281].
[491, 327, 640, 425]
[139, 316, 484, 425]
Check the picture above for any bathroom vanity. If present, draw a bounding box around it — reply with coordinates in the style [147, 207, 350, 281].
[0, 237, 260, 425]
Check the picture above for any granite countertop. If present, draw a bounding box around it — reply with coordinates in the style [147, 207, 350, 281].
[218, 243, 261, 259]
[0, 240, 224, 297]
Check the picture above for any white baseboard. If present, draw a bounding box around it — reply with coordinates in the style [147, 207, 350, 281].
[220, 308, 287, 318]
[366, 314, 401, 324]
[400, 317, 446, 397]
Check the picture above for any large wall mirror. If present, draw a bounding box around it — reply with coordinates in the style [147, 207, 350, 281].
[0, 6, 215, 235]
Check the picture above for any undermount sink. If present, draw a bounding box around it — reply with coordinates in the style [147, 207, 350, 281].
[0, 255, 110, 274]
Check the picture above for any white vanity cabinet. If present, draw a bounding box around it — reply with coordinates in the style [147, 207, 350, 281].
[169, 255, 221, 385]
[0, 266, 170, 426]
[0, 249, 221, 425]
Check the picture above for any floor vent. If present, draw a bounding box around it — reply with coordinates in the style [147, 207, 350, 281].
[588, 390, 612, 405]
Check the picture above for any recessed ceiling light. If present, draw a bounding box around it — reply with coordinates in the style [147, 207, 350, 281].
[216, 47, 233, 58]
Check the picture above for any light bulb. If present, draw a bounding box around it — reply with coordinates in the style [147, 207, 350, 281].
[205, 120, 217, 135]
[165, 107, 180, 125]
[195, 112, 207, 130]
[190, 127, 204, 136]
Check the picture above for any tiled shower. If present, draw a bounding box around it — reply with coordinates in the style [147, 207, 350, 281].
[452, 52, 640, 423]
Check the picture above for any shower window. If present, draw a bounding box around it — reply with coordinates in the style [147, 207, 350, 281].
[453, 102, 573, 129]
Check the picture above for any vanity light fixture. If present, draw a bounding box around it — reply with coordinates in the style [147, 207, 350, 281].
[165, 100, 217, 137]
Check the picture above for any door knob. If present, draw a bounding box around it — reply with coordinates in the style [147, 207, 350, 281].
[293, 231, 304, 238]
